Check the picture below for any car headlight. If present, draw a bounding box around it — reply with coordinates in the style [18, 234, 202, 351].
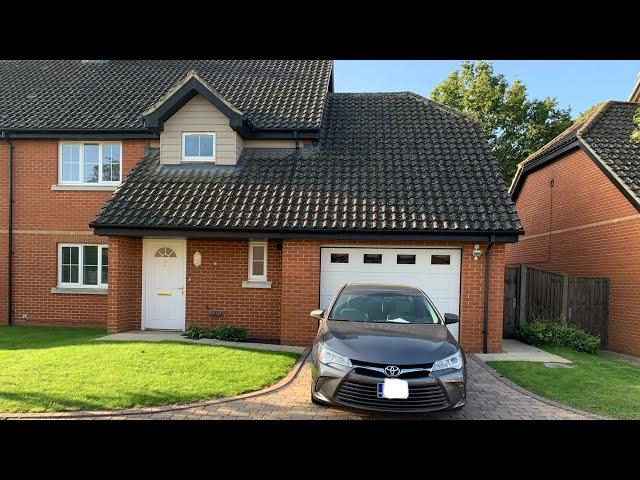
[432, 350, 463, 371]
[317, 343, 352, 368]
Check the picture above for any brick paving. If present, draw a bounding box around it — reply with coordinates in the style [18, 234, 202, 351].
[4, 354, 598, 420]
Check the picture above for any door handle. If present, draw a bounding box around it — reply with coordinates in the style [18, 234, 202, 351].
[177, 287, 184, 295]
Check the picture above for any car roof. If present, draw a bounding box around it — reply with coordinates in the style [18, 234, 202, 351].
[342, 283, 425, 294]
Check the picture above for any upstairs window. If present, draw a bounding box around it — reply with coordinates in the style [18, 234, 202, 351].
[182, 132, 216, 162]
[59, 142, 121, 185]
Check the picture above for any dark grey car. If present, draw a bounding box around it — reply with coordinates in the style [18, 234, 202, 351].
[310, 283, 466, 413]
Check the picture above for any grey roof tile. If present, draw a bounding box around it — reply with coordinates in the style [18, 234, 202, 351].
[0, 60, 332, 131]
[92, 92, 523, 234]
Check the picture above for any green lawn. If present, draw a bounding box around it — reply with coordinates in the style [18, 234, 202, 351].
[0, 326, 298, 413]
[487, 346, 640, 419]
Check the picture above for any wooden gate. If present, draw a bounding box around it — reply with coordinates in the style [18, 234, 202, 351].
[503, 265, 609, 348]
[503, 267, 519, 338]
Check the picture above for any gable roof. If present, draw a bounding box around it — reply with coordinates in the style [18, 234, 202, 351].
[141, 70, 250, 134]
[91, 92, 523, 240]
[629, 73, 640, 102]
[0, 60, 332, 134]
[509, 101, 640, 210]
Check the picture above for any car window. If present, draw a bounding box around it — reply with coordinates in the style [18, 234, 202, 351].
[328, 291, 440, 324]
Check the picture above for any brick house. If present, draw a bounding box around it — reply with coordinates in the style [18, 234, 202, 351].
[507, 100, 640, 355]
[0, 60, 522, 352]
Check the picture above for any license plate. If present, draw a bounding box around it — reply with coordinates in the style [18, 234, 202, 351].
[377, 378, 409, 399]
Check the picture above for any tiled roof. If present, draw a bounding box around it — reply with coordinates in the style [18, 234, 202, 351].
[91, 92, 523, 235]
[580, 102, 640, 200]
[510, 101, 640, 204]
[0, 60, 332, 131]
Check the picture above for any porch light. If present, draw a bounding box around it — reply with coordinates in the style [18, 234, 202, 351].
[193, 250, 202, 268]
[472, 244, 482, 261]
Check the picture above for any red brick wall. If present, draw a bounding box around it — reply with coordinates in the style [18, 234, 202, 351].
[185, 239, 282, 341]
[506, 148, 640, 355]
[107, 236, 142, 332]
[280, 239, 505, 353]
[1, 139, 148, 327]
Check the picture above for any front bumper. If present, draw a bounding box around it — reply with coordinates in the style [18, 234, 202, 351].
[311, 358, 466, 413]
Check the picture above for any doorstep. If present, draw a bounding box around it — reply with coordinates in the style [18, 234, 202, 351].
[475, 339, 572, 364]
[95, 331, 305, 354]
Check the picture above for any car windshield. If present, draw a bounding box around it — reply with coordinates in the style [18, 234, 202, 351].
[328, 289, 441, 324]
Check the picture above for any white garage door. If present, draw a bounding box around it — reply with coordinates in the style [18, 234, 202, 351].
[320, 247, 462, 339]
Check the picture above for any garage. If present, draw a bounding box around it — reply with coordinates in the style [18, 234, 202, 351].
[320, 247, 462, 339]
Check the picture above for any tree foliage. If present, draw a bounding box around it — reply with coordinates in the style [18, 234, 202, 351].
[430, 61, 573, 183]
[632, 106, 640, 143]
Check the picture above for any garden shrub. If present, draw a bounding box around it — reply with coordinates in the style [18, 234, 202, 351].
[185, 325, 248, 342]
[515, 318, 600, 354]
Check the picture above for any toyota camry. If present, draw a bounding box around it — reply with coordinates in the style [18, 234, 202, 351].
[309, 283, 466, 413]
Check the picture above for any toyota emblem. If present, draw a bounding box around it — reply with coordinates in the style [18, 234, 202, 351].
[384, 365, 401, 377]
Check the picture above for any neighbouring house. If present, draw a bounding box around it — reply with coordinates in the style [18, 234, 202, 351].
[507, 99, 640, 356]
[0, 60, 522, 352]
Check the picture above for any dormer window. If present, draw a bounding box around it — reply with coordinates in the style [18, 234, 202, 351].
[182, 132, 216, 162]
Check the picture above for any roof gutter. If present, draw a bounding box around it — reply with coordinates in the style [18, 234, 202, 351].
[483, 235, 495, 353]
[1, 131, 13, 326]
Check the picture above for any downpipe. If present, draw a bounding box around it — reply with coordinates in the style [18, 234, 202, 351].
[2, 131, 13, 326]
[483, 235, 495, 353]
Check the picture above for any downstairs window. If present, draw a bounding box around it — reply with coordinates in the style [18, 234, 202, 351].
[58, 244, 108, 288]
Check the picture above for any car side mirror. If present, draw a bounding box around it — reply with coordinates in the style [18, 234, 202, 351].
[310, 309, 325, 322]
[444, 313, 459, 325]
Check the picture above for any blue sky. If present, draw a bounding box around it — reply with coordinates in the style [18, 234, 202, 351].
[334, 61, 640, 117]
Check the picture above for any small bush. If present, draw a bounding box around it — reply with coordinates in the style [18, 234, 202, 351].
[185, 325, 248, 343]
[515, 319, 600, 354]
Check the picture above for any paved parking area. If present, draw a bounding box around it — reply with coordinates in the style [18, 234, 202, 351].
[5, 353, 597, 420]
[106, 355, 592, 420]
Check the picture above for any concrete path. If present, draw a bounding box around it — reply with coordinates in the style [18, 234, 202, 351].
[601, 350, 640, 368]
[4, 354, 597, 420]
[475, 339, 571, 364]
[95, 331, 305, 354]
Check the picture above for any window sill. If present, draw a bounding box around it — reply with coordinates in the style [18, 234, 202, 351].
[51, 184, 119, 191]
[242, 281, 272, 289]
[51, 287, 108, 295]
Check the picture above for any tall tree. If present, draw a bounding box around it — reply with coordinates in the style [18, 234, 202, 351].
[430, 61, 572, 183]
[632, 106, 640, 143]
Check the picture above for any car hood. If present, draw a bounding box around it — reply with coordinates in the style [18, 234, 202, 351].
[320, 321, 458, 365]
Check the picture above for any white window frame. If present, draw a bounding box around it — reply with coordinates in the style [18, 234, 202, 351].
[58, 141, 122, 185]
[182, 132, 216, 162]
[248, 240, 268, 282]
[57, 244, 109, 288]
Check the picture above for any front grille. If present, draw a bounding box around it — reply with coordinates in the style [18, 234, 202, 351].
[351, 360, 433, 380]
[334, 381, 450, 412]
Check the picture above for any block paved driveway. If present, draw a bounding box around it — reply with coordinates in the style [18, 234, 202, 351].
[116, 355, 591, 420]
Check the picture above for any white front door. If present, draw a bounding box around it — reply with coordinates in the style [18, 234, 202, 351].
[320, 247, 462, 339]
[143, 238, 186, 331]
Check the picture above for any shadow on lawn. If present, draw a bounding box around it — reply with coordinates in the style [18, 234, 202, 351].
[0, 326, 106, 350]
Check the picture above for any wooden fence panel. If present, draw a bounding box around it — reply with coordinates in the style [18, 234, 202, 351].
[503, 266, 519, 338]
[525, 267, 563, 323]
[567, 277, 609, 348]
[503, 264, 609, 348]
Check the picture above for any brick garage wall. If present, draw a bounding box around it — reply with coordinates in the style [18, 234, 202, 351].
[506, 148, 640, 355]
[185, 239, 282, 341]
[0, 139, 148, 328]
[107, 236, 142, 332]
[280, 239, 505, 353]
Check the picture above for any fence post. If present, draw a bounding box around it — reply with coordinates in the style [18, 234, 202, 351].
[561, 273, 569, 320]
[518, 264, 527, 326]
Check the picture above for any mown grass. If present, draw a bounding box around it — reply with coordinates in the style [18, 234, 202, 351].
[0, 326, 298, 413]
[488, 346, 640, 419]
